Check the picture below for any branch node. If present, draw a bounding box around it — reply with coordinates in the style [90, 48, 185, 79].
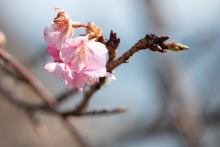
[106, 30, 120, 61]
[145, 34, 169, 53]
[124, 59, 130, 63]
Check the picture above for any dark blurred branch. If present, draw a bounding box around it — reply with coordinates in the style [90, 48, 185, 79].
[0, 78, 128, 118]
[62, 105, 127, 117]
[152, 57, 218, 147]
[83, 106, 127, 115]
[0, 77, 55, 113]
[144, 0, 166, 33]
[0, 58, 27, 81]
[57, 88, 78, 102]
[71, 77, 106, 115]
[0, 48, 57, 107]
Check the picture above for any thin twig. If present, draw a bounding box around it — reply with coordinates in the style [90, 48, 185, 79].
[72, 77, 106, 115]
[57, 88, 78, 102]
[0, 80, 55, 113]
[71, 33, 170, 116]
[0, 48, 57, 107]
[107, 34, 169, 72]
[83, 106, 127, 115]
[62, 105, 128, 117]
[0, 58, 27, 81]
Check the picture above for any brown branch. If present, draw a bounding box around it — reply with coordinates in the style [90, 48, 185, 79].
[64, 33, 169, 116]
[62, 105, 127, 117]
[0, 80, 55, 113]
[107, 34, 169, 72]
[106, 30, 120, 62]
[57, 88, 78, 102]
[0, 58, 26, 81]
[0, 48, 57, 107]
[83, 106, 127, 115]
[71, 77, 106, 115]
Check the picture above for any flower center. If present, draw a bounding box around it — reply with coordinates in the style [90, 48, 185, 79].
[71, 45, 89, 63]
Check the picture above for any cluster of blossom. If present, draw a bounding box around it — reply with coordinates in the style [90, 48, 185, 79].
[44, 8, 115, 92]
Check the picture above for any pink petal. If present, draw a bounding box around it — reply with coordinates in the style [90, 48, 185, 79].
[71, 36, 88, 45]
[46, 44, 61, 61]
[60, 44, 77, 63]
[99, 67, 107, 77]
[44, 23, 72, 49]
[86, 41, 107, 54]
[44, 61, 76, 89]
[69, 46, 89, 72]
[44, 23, 63, 43]
[70, 71, 88, 92]
[87, 52, 106, 71]
[60, 36, 88, 64]
[105, 72, 116, 80]
[76, 73, 88, 91]
[64, 71, 74, 89]
[70, 56, 86, 73]
[84, 68, 103, 77]
[44, 61, 67, 75]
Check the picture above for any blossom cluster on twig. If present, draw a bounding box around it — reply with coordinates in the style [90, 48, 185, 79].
[43, 7, 189, 94]
[43, 8, 115, 92]
[42, 7, 189, 115]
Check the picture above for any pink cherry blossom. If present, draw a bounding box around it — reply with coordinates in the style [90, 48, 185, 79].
[44, 61, 115, 92]
[70, 67, 116, 92]
[44, 8, 86, 49]
[69, 67, 106, 92]
[60, 36, 107, 73]
[44, 23, 71, 49]
[43, 8, 116, 92]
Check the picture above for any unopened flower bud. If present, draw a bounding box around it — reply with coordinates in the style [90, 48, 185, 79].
[86, 22, 103, 39]
[165, 42, 189, 52]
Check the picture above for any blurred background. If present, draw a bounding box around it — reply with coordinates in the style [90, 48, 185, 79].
[0, 0, 220, 147]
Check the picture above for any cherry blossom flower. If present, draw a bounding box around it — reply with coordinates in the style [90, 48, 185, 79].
[60, 36, 107, 73]
[43, 8, 116, 92]
[44, 8, 86, 49]
[44, 61, 115, 92]
[68, 67, 107, 92]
